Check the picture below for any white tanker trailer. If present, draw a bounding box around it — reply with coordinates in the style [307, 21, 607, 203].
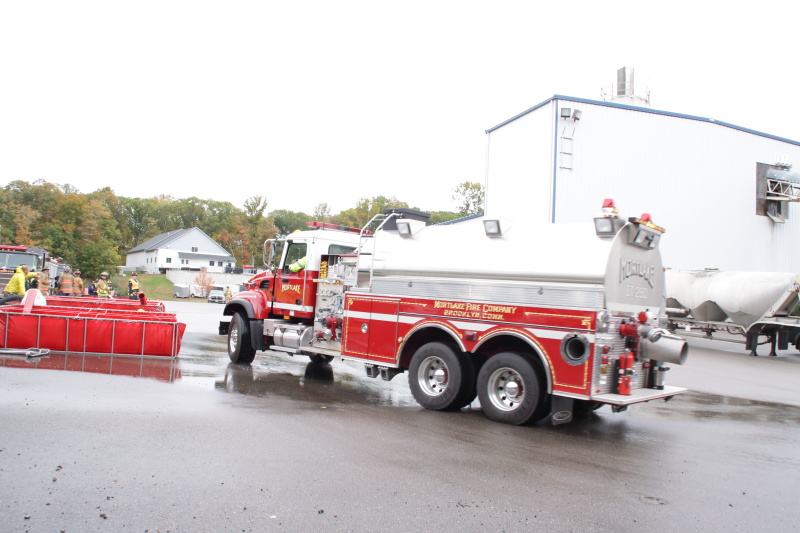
[665, 270, 800, 356]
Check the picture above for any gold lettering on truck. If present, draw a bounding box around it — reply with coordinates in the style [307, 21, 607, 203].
[433, 300, 518, 321]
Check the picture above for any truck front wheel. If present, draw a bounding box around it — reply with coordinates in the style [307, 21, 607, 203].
[477, 352, 545, 425]
[228, 313, 256, 364]
[408, 342, 475, 411]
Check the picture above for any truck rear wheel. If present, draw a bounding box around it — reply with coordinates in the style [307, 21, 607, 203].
[409, 342, 475, 411]
[477, 352, 545, 425]
[228, 312, 256, 364]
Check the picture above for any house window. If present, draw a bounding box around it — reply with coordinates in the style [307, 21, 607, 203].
[209, 261, 214, 266]
[166, 258, 172, 263]
[218, 261, 223, 267]
[192, 247, 198, 252]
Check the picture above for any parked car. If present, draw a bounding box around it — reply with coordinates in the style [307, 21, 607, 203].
[208, 285, 226, 304]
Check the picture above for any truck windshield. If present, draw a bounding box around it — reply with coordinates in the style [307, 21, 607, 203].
[0, 252, 39, 271]
[284, 243, 307, 272]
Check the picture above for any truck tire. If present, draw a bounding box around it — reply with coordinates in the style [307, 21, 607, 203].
[477, 352, 545, 425]
[408, 342, 475, 411]
[228, 312, 256, 364]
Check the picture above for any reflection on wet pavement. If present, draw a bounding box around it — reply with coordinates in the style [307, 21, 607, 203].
[0, 352, 181, 382]
[4, 331, 800, 432]
[214, 358, 418, 408]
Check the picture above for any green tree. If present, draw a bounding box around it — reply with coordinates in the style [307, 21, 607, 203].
[312, 203, 332, 222]
[75, 241, 120, 281]
[152, 195, 179, 233]
[270, 209, 311, 236]
[203, 200, 240, 241]
[118, 196, 158, 249]
[335, 195, 408, 229]
[242, 196, 277, 265]
[452, 181, 485, 216]
[427, 210, 461, 225]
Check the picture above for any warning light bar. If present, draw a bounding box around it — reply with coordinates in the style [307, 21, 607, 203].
[0, 244, 28, 252]
[307, 221, 372, 235]
[627, 215, 664, 249]
[627, 215, 665, 234]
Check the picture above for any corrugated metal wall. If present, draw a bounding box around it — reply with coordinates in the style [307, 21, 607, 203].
[485, 101, 555, 223]
[485, 98, 800, 272]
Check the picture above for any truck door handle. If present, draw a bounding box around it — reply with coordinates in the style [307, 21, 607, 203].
[281, 278, 288, 283]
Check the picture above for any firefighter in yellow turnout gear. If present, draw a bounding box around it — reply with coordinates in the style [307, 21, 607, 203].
[289, 256, 307, 273]
[128, 272, 139, 300]
[96, 272, 111, 298]
[1, 265, 30, 304]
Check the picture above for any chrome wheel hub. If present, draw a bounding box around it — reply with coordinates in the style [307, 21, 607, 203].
[418, 357, 449, 396]
[229, 324, 239, 352]
[486, 367, 525, 411]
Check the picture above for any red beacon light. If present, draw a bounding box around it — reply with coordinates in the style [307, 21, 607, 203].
[601, 198, 619, 218]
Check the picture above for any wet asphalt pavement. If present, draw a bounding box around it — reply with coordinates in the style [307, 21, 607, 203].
[1, 301, 799, 532]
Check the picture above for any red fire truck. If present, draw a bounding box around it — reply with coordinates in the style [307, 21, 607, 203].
[219, 202, 688, 426]
[0, 244, 56, 288]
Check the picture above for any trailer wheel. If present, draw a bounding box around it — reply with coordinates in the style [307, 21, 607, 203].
[409, 342, 475, 411]
[228, 313, 256, 364]
[477, 352, 545, 425]
[308, 354, 334, 364]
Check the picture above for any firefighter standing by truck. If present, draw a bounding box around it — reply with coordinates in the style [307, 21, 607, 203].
[95, 272, 110, 298]
[0, 265, 30, 304]
[38, 270, 51, 296]
[72, 270, 84, 297]
[57, 266, 74, 296]
[128, 272, 139, 300]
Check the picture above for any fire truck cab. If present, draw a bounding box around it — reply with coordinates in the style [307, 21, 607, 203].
[220, 204, 689, 426]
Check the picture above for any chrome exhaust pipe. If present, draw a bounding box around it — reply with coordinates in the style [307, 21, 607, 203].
[639, 328, 688, 365]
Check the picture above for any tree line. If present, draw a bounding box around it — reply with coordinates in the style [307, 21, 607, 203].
[0, 179, 484, 279]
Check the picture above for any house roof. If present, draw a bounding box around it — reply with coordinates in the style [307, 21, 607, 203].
[486, 94, 800, 147]
[127, 229, 194, 254]
[126, 227, 232, 257]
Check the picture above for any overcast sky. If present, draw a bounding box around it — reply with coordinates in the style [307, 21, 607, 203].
[1, 1, 796, 215]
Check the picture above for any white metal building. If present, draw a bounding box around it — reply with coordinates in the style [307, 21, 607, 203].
[484, 95, 800, 272]
[125, 227, 236, 274]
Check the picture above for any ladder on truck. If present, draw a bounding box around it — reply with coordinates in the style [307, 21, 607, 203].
[354, 212, 401, 290]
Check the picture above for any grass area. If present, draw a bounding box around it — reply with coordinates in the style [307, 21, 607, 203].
[112, 273, 203, 302]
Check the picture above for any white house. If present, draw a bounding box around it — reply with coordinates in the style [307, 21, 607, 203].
[484, 92, 800, 272]
[125, 227, 236, 274]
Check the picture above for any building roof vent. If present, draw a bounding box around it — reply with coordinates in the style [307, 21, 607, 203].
[602, 67, 651, 107]
[617, 67, 634, 97]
